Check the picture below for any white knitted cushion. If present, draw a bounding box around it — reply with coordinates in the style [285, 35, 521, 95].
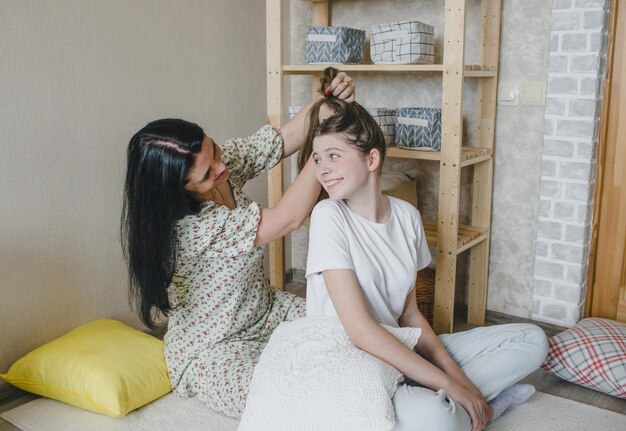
[238, 316, 421, 431]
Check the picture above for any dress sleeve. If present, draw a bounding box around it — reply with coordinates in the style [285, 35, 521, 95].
[176, 202, 261, 260]
[414, 210, 432, 271]
[221, 124, 284, 188]
[305, 201, 354, 277]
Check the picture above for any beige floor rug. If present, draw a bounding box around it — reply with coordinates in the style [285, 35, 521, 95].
[2, 391, 625, 431]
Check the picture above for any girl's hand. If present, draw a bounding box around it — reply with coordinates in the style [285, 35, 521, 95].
[451, 385, 493, 431]
[325, 71, 355, 103]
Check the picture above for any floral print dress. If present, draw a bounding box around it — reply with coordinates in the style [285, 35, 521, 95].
[164, 125, 305, 418]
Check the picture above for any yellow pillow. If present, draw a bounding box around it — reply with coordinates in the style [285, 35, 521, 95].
[0, 318, 172, 417]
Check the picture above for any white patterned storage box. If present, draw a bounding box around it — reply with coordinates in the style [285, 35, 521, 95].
[395, 107, 442, 151]
[367, 108, 397, 146]
[306, 26, 365, 64]
[370, 21, 435, 64]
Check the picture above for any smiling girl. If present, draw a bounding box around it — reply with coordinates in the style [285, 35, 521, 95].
[298, 87, 548, 431]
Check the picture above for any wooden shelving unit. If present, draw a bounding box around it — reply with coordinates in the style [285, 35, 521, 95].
[266, 0, 502, 333]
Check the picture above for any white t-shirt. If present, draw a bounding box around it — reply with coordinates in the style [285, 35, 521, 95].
[305, 197, 431, 327]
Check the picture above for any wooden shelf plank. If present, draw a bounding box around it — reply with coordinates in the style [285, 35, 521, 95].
[283, 64, 444, 73]
[387, 146, 491, 164]
[305, 217, 488, 254]
[387, 147, 442, 161]
[283, 64, 496, 77]
[465, 70, 498, 77]
[422, 219, 488, 253]
[456, 232, 490, 255]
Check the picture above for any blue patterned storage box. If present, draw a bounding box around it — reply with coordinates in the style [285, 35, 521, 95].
[366, 108, 397, 146]
[306, 26, 365, 64]
[370, 21, 435, 64]
[395, 107, 442, 151]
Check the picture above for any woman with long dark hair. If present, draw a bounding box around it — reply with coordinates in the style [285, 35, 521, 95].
[121, 71, 355, 418]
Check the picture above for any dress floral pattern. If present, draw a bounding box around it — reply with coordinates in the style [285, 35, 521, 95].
[164, 125, 306, 418]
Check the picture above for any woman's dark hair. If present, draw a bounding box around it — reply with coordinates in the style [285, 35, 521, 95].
[121, 118, 204, 328]
[297, 68, 386, 173]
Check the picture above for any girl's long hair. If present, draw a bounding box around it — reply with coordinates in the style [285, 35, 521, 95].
[297, 68, 386, 173]
[121, 118, 204, 328]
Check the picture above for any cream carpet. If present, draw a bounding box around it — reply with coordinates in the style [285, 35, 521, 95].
[2, 391, 625, 431]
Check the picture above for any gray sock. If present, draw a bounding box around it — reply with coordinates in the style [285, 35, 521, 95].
[489, 383, 536, 421]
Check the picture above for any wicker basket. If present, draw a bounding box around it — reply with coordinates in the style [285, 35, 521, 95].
[415, 267, 435, 326]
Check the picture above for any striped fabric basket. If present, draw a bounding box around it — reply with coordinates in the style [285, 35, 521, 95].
[395, 107, 442, 151]
[305, 26, 365, 64]
[370, 21, 435, 64]
[366, 107, 397, 146]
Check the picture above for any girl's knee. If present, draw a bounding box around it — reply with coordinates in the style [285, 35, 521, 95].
[393, 386, 471, 431]
[520, 324, 549, 366]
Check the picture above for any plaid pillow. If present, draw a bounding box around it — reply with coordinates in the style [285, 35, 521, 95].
[542, 318, 626, 399]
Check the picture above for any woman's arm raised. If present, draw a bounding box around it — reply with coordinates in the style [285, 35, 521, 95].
[253, 71, 354, 246]
[254, 157, 320, 246]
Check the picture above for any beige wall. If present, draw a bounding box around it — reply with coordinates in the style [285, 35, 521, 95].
[0, 0, 267, 376]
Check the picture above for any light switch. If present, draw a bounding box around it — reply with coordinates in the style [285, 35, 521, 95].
[521, 81, 547, 105]
[498, 83, 518, 106]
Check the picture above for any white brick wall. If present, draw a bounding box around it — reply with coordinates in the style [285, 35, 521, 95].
[532, 0, 608, 326]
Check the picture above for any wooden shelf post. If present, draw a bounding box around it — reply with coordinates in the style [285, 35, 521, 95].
[468, 0, 501, 326]
[433, 0, 467, 334]
[267, 0, 284, 290]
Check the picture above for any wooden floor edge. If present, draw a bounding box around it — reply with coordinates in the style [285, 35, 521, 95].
[0, 383, 32, 409]
[485, 309, 567, 338]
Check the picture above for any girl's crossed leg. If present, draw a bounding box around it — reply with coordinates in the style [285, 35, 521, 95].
[393, 323, 548, 431]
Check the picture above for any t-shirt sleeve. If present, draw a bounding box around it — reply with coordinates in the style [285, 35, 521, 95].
[221, 124, 284, 188]
[176, 202, 261, 260]
[414, 210, 432, 271]
[305, 202, 354, 277]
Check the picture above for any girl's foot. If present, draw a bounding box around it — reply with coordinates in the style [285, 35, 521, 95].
[489, 383, 536, 421]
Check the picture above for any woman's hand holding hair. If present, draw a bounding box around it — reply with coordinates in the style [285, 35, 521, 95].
[319, 67, 355, 102]
[323, 70, 356, 102]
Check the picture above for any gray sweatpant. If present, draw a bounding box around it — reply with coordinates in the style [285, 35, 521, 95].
[393, 323, 549, 431]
